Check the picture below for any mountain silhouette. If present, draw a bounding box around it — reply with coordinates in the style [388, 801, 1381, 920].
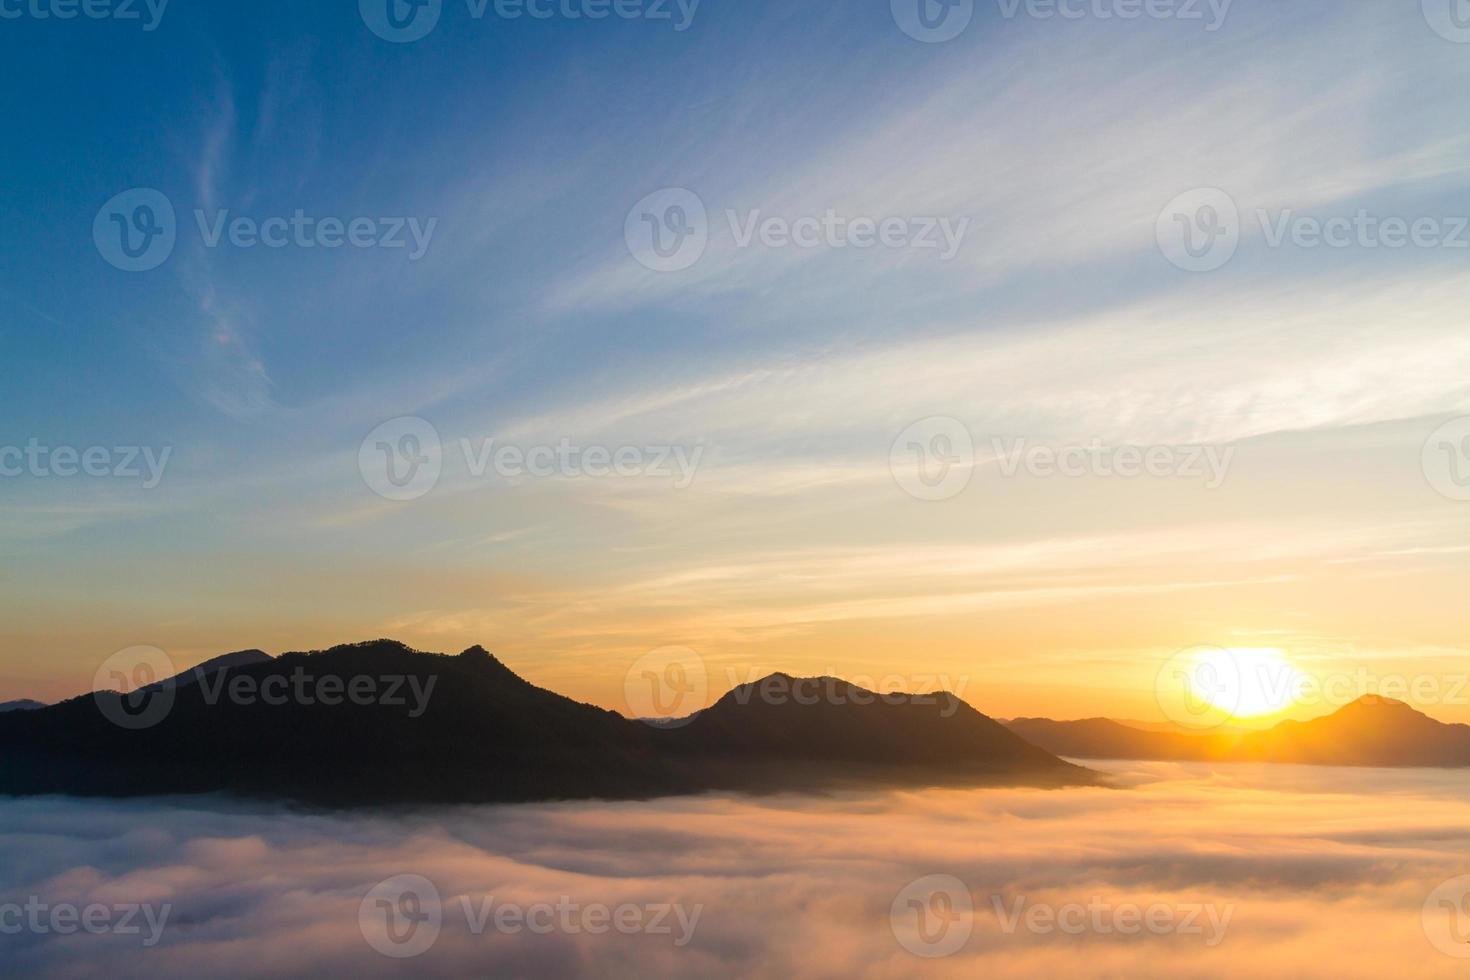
[0, 640, 1088, 806]
[677, 673, 1079, 786]
[1006, 696, 1470, 767]
[151, 649, 274, 690]
[0, 699, 45, 713]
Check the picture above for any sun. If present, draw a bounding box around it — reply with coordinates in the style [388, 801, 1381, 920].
[1192, 647, 1303, 720]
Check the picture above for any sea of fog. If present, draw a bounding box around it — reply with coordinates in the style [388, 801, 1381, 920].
[3, 761, 1470, 978]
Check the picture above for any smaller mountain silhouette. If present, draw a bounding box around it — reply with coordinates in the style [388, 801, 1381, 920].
[677, 673, 1082, 786]
[0, 699, 46, 713]
[1006, 696, 1470, 767]
[143, 649, 274, 691]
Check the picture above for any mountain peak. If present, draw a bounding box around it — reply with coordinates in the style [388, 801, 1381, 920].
[1344, 694, 1413, 710]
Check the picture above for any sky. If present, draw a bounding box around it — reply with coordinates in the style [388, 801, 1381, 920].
[2, 0, 1469, 723]
[6, 764, 1470, 976]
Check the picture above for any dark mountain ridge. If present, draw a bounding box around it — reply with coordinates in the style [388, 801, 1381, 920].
[0, 640, 1090, 806]
[1006, 696, 1470, 767]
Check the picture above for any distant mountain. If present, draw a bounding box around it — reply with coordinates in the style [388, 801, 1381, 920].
[155, 649, 273, 690]
[1006, 697, 1470, 767]
[679, 674, 1084, 787]
[0, 699, 45, 713]
[0, 641, 1089, 806]
[1005, 717, 1240, 761]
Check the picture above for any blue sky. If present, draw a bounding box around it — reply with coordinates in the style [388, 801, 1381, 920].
[3, 0, 1470, 718]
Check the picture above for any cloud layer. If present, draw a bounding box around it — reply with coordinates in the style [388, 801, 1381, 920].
[4, 763, 1470, 977]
